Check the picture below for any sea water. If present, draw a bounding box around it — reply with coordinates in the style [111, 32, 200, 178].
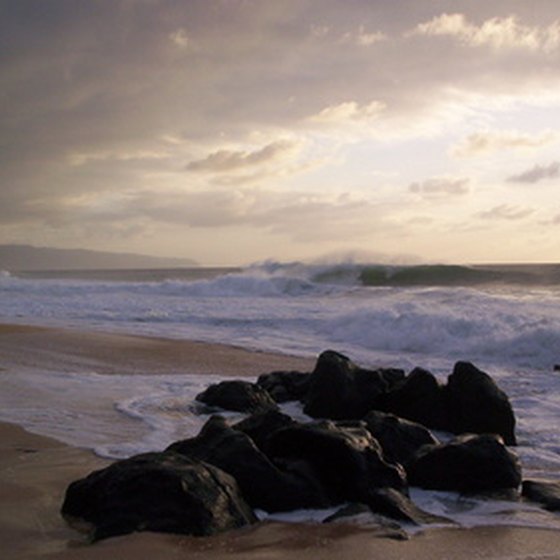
[1, 262, 560, 531]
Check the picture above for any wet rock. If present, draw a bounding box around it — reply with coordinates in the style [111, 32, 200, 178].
[522, 479, 560, 511]
[366, 487, 451, 525]
[446, 361, 517, 445]
[323, 502, 371, 522]
[380, 367, 448, 430]
[266, 419, 407, 504]
[233, 409, 296, 453]
[304, 350, 404, 420]
[195, 380, 278, 414]
[323, 502, 408, 540]
[61, 452, 256, 541]
[256, 370, 311, 403]
[407, 434, 522, 493]
[363, 410, 439, 466]
[167, 416, 328, 512]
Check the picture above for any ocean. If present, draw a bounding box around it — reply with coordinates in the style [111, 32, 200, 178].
[1, 262, 560, 531]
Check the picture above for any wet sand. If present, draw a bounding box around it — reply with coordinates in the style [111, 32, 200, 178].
[2, 323, 560, 560]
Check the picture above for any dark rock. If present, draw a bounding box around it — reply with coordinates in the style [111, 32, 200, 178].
[554, 364, 560, 372]
[446, 361, 516, 445]
[363, 410, 439, 466]
[323, 502, 371, 522]
[233, 409, 296, 453]
[256, 370, 311, 403]
[304, 350, 405, 420]
[366, 487, 451, 525]
[167, 416, 328, 512]
[407, 434, 522, 493]
[380, 367, 448, 430]
[266, 419, 407, 504]
[323, 503, 408, 540]
[61, 452, 256, 541]
[522, 479, 560, 511]
[195, 380, 278, 414]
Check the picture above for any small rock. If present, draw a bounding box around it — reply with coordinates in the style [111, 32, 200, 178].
[522, 479, 560, 511]
[367, 487, 451, 525]
[257, 370, 311, 403]
[195, 380, 278, 414]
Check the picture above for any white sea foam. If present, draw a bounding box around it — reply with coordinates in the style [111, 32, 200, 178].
[1, 268, 559, 371]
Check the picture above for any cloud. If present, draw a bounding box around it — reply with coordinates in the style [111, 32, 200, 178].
[477, 204, 534, 221]
[308, 100, 386, 125]
[507, 161, 560, 184]
[411, 13, 560, 52]
[451, 130, 557, 158]
[409, 176, 470, 197]
[69, 149, 170, 166]
[340, 26, 386, 47]
[169, 28, 190, 48]
[186, 140, 300, 173]
[66, 185, 396, 245]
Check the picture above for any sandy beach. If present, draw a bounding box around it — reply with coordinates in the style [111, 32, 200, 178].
[2, 323, 560, 560]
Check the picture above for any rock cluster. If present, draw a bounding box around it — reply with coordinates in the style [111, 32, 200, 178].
[62, 349, 541, 542]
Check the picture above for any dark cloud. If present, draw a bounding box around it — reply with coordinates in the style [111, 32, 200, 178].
[507, 161, 560, 183]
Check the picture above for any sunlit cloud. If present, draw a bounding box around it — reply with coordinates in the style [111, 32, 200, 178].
[308, 100, 386, 125]
[169, 28, 190, 49]
[409, 177, 470, 198]
[477, 204, 534, 221]
[412, 13, 560, 52]
[507, 161, 560, 184]
[186, 140, 301, 173]
[69, 149, 170, 166]
[451, 130, 557, 158]
[340, 26, 386, 47]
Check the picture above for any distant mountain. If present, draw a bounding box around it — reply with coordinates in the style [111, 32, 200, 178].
[0, 245, 197, 271]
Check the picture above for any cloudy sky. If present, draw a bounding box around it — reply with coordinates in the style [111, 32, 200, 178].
[2, 0, 560, 265]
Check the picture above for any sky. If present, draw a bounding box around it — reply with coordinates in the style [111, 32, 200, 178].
[1, 0, 560, 266]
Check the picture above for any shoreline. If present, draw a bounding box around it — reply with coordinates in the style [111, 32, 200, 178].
[2, 322, 560, 559]
[0, 322, 316, 377]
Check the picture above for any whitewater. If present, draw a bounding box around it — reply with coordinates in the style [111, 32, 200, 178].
[1, 262, 560, 531]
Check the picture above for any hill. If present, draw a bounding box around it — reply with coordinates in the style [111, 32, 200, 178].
[0, 245, 197, 271]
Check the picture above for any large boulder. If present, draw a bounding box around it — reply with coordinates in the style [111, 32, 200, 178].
[304, 350, 404, 420]
[363, 410, 439, 467]
[195, 380, 278, 414]
[61, 452, 256, 541]
[407, 434, 522, 493]
[167, 416, 328, 512]
[446, 361, 516, 445]
[380, 367, 448, 430]
[522, 480, 560, 511]
[256, 370, 311, 403]
[266, 420, 407, 504]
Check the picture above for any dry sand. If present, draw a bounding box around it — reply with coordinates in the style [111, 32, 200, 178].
[2, 323, 560, 560]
